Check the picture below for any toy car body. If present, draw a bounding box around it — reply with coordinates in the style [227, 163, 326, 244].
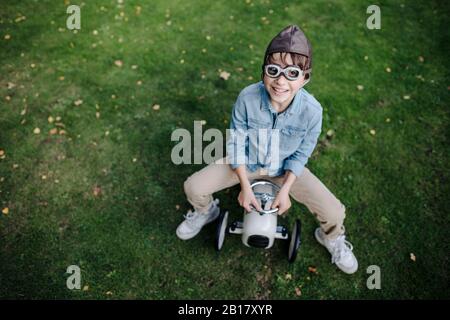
[215, 180, 301, 262]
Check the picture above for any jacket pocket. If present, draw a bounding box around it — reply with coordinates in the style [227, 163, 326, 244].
[248, 117, 271, 129]
[281, 126, 306, 137]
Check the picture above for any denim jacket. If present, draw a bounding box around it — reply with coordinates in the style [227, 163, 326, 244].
[226, 81, 322, 177]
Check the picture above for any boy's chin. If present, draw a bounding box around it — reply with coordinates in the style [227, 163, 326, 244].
[270, 93, 292, 104]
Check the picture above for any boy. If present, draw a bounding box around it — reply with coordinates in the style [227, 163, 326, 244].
[176, 25, 358, 274]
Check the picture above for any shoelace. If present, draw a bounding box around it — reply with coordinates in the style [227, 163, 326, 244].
[330, 235, 354, 264]
[183, 210, 201, 227]
[183, 200, 218, 228]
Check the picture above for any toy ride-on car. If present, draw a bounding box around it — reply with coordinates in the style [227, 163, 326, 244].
[215, 180, 301, 263]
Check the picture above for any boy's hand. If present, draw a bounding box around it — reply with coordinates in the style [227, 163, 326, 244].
[238, 187, 262, 213]
[271, 189, 291, 215]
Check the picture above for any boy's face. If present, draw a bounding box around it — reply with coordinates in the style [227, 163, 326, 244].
[263, 52, 307, 109]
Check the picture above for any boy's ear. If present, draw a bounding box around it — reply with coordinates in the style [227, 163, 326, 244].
[303, 70, 311, 86]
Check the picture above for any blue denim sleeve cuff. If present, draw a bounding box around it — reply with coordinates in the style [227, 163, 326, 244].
[230, 162, 240, 170]
[283, 159, 305, 177]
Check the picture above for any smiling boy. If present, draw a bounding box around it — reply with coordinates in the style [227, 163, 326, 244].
[176, 25, 358, 274]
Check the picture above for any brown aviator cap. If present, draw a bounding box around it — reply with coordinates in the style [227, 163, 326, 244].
[262, 25, 313, 78]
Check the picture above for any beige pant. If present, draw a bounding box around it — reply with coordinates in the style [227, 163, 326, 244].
[184, 157, 346, 240]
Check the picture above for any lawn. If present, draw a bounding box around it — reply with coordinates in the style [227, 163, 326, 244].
[0, 0, 449, 299]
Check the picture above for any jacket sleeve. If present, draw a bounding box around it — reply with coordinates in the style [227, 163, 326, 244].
[226, 94, 248, 169]
[283, 108, 322, 177]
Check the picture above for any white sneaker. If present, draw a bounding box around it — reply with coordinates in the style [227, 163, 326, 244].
[314, 228, 358, 274]
[176, 199, 220, 240]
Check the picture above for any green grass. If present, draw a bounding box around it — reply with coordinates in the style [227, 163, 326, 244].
[0, 0, 449, 299]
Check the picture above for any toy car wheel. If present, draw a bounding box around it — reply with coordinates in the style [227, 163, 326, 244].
[288, 219, 301, 263]
[215, 210, 229, 251]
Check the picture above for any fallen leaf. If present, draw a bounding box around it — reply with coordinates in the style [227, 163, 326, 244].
[83, 285, 89, 291]
[93, 185, 102, 197]
[326, 129, 335, 138]
[7, 82, 16, 89]
[285, 273, 292, 280]
[2, 207, 9, 215]
[74, 99, 83, 106]
[33, 127, 41, 134]
[13, 164, 19, 169]
[220, 71, 231, 80]
[49, 128, 58, 135]
[308, 266, 317, 273]
[410, 253, 416, 262]
[59, 130, 67, 135]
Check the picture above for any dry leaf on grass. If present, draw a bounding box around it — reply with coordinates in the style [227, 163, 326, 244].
[308, 266, 318, 274]
[220, 71, 230, 80]
[93, 185, 102, 197]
